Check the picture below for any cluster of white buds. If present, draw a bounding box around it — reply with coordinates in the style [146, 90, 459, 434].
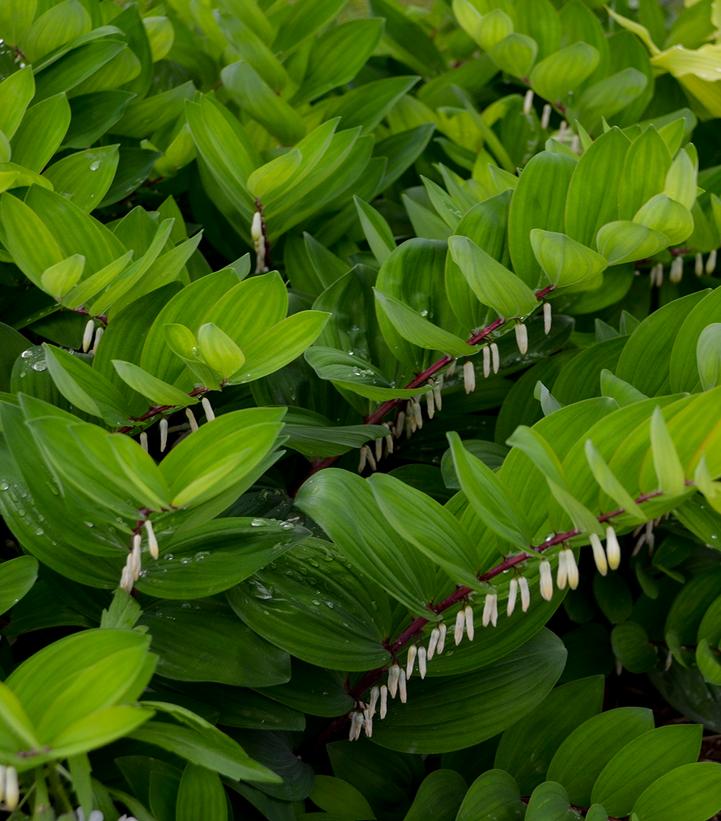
[507, 576, 531, 616]
[0, 766, 19, 811]
[556, 548, 579, 590]
[82, 319, 98, 353]
[251, 210, 268, 274]
[650, 263, 664, 288]
[119, 520, 160, 593]
[633, 519, 659, 555]
[669, 256, 684, 284]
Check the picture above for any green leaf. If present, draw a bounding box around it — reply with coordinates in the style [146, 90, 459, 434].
[650, 406, 686, 496]
[530, 42, 600, 102]
[696, 323, 721, 391]
[546, 707, 655, 805]
[197, 323, 246, 380]
[43, 344, 129, 425]
[0, 193, 64, 288]
[633, 194, 694, 246]
[530, 229, 607, 289]
[140, 599, 289, 686]
[490, 34, 538, 77]
[354, 196, 395, 265]
[631, 762, 721, 821]
[131, 702, 279, 783]
[295, 468, 436, 616]
[404, 770, 467, 821]
[40, 254, 85, 300]
[136, 518, 305, 600]
[584, 439, 646, 523]
[310, 776, 376, 820]
[618, 126, 672, 219]
[372, 630, 566, 754]
[448, 235, 539, 317]
[0, 67, 34, 140]
[10, 93, 71, 172]
[591, 725, 702, 815]
[368, 472, 482, 589]
[0, 556, 38, 617]
[158, 408, 285, 508]
[43, 145, 119, 212]
[495, 676, 605, 794]
[696, 639, 721, 685]
[176, 764, 227, 821]
[565, 128, 630, 246]
[112, 360, 195, 407]
[664, 147, 697, 211]
[457, 770, 523, 821]
[373, 290, 477, 357]
[525, 782, 577, 821]
[447, 432, 531, 548]
[508, 150, 577, 287]
[595, 220, 669, 265]
[221, 61, 306, 145]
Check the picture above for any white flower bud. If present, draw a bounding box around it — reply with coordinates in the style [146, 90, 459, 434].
[427, 627, 440, 660]
[358, 446, 367, 474]
[82, 319, 95, 352]
[375, 435, 383, 463]
[363, 708, 373, 738]
[507, 578, 518, 616]
[454, 608, 465, 645]
[398, 669, 407, 703]
[425, 389, 435, 419]
[160, 417, 169, 453]
[590, 532, 607, 576]
[670, 256, 683, 284]
[491, 342, 500, 374]
[413, 398, 423, 429]
[446, 360, 457, 377]
[406, 645, 417, 679]
[523, 89, 534, 115]
[366, 444, 377, 472]
[541, 103, 551, 129]
[387, 664, 400, 698]
[4, 766, 18, 810]
[706, 248, 717, 275]
[380, 684, 388, 719]
[539, 559, 554, 601]
[369, 686, 379, 717]
[140, 431, 149, 453]
[518, 576, 531, 612]
[91, 325, 103, 354]
[349, 711, 363, 741]
[696, 252, 704, 276]
[515, 323, 528, 355]
[464, 604, 475, 641]
[437, 623, 447, 654]
[433, 377, 443, 411]
[201, 396, 215, 422]
[418, 646, 427, 679]
[556, 550, 568, 590]
[395, 411, 405, 438]
[606, 526, 621, 570]
[482, 345, 491, 378]
[185, 407, 199, 432]
[251, 210, 263, 243]
[543, 302, 552, 335]
[145, 519, 159, 560]
[565, 549, 579, 590]
[463, 360, 476, 393]
[385, 432, 394, 455]
[482, 593, 498, 627]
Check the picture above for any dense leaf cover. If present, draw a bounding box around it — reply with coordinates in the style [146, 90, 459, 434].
[2, 0, 721, 818]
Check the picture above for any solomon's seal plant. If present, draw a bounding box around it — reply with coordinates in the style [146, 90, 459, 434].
[2, 0, 721, 819]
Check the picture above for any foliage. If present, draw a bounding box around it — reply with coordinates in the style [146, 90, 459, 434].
[1, 0, 721, 818]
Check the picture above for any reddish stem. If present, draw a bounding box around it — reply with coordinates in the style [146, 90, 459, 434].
[318, 487, 664, 741]
[308, 289, 555, 475]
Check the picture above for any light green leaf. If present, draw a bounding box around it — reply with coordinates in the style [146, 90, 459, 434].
[197, 323, 246, 380]
[595, 221, 669, 265]
[530, 229, 607, 289]
[650, 406, 686, 496]
[631, 762, 721, 821]
[530, 42, 600, 102]
[40, 254, 85, 300]
[112, 360, 195, 407]
[448, 235, 539, 317]
[633, 194, 694, 246]
[697, 324, 721, 391]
